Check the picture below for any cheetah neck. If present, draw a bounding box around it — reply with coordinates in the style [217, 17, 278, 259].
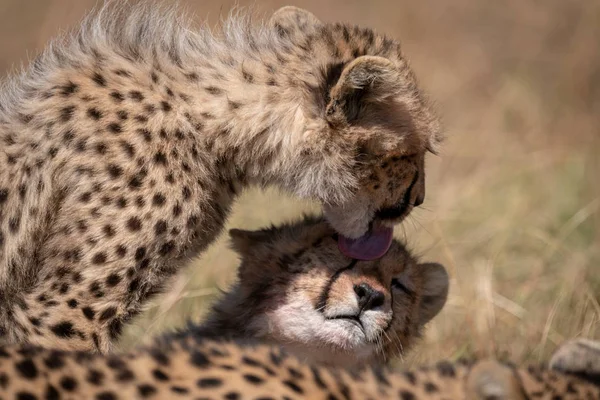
[172, 37, 357, 204]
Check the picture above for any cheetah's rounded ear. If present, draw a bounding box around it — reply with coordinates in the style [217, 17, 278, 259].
[269, 6, 322, 37]
[326, 56, 402, 125]
[229, 228, 271, 256]
[417, 262, 449, 326]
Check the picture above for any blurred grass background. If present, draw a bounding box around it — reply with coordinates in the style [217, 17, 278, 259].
[1, 0, 598, 366]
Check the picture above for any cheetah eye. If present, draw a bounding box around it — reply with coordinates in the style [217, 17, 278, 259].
[391, 278, 413, 295]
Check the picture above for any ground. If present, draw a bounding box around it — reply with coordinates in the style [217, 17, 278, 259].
[0, 0, 598, 366]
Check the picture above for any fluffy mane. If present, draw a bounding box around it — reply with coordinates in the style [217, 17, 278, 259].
[0, 0, 282, 118]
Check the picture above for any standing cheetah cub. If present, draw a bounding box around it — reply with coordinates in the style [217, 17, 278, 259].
[0, 2, 441, 352]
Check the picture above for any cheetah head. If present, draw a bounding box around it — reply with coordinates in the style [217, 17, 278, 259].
[270, 7, 443, 260]
[227, 216, 449, 367]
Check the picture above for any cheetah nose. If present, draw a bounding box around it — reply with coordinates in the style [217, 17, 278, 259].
[354, 283, 385, 311]
[414, 191, 425, 207]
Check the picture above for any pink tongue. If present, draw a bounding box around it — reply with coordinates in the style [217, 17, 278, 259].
[338, 226, 394, 260]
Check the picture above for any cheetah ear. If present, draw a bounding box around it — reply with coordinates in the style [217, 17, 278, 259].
[326, 56, 401, 124]
[229, 229, 272, 256]
[417, 262, 449, 326]
[270, 6, 322, 37]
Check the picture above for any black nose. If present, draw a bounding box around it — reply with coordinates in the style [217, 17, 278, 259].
[354, 283, 385, 311]
[414, 191, 425, 207]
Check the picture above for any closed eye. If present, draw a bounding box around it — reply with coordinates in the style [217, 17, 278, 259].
[391, 278, 413, 296]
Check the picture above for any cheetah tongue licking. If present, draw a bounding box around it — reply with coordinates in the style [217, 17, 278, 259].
[338, 225, 394, 261]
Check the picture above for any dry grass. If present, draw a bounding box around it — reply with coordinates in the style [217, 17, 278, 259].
[1, 0, 598, 366]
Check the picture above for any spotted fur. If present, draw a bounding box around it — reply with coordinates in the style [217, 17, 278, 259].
[0, 2, 440, 352]
[0, 338, 597, 399]
[177, 215, 449, 367]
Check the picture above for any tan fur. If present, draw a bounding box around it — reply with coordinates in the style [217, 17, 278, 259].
[0, 2, 440, 352]
[0, 338, 597, 399]
[189, 215, 448, 367]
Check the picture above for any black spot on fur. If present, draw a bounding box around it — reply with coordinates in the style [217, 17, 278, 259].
[115, 244, 127, 258]
[51, 322, 75, 338]
[120, 141, 136, 158]
[107, 123, 122, 134]
[0, 188, 8, 204]
[424, 382, 438, 393]
[283, 381, 304, 394]
[399, 391, 416, 400]
[96, 142, 108, 154]
[60, 376, 78, 391]
[103, 224, 115, 237]
[153, 152, 167, 165]
[87, 369, 104, 385]
[129, 91, 144, 101]
[60, 81, 79, 96]
[135, 247, 147, 261]
[190, 351, 210, 368]
[60, 105, 76, 122]
[116, 197, 128, 208]
[128, 278, 140, 293]
[9, 216, 20, 233]
[170, 386, 189, 394]
[242, 69, 254, 83]
[137, 128, 152, 142]
[15, 359, 38, 379]
[110, 91, 124, 102]
[243, 374, 264, 384]
[108, 318, 124, 339]
[126, 217, 142, 231]
[106, 273, 121, 287]
[99, 307, 118, 322]
[152, 193, 166, 207]
[81, 305, 96, 320]
[138, 384, 156, 397]
[205, 86, 222, 95]
[16, 392, 37, 400]
[403, 371, 417, 385]
[43, 351, 65, 369]
[150, 349, 170, 366]
[96, 392, 117, 400]
[436, 361, 456, 377]
[152, 369, 170, 381]
[92, 252, 107, 264]
[161, 101, 172, 112]
[128, 175, 143, 190]
[158, 241, 175, 256]
[46, 384, 60, 400]
[79, 192, 92, 203]
[197, 378, 222, 388]
[92, 72, 107, 86]
[116, 369, 135, 382]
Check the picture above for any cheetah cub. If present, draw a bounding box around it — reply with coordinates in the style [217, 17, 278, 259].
[0, 2, 441, 352]
[0, 338, 598, 399]
[176, 215, 449, 367]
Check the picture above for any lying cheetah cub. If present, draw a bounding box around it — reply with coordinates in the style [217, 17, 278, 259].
[176, 215, 449, 366]
[0, 338, 598, 399]
[0, 1, 441, 352]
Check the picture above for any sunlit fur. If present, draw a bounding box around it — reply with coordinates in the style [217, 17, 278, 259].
[0, 1, 440, 352]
